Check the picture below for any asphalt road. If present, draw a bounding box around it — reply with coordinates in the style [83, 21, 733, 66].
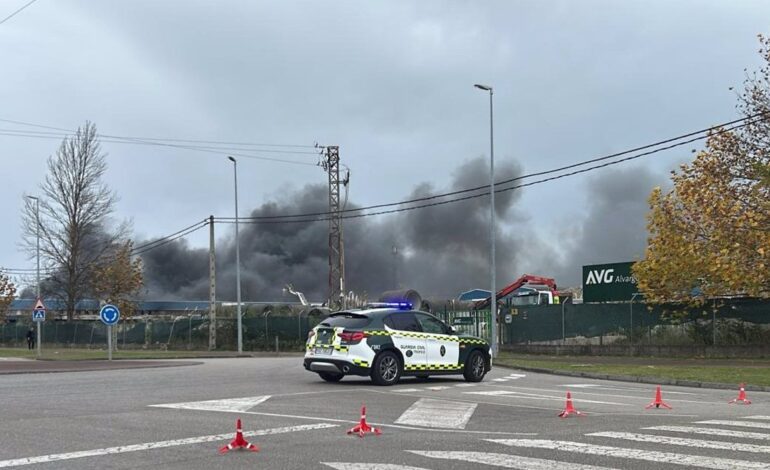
[1, 357, 769, 469]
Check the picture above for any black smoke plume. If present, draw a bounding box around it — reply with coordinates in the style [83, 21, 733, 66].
[140, 156, 524, 301]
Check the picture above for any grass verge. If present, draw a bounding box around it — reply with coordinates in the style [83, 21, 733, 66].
[496, 352, 770, 387]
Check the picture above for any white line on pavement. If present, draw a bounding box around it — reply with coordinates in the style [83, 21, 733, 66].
[392, 389, 422, 393]
[746, 416, 770, 421]
[152, 401, 533, 435]
[643, 426, 770, 440]
[463, 390, 628, 406]
[696, 420, 770, 430]
[409, 450, 620, 469]
[323, 463, 431, 470]
[149, 395, 271, 412]
[487, 439, 770, 470]
[0, 423, 337, 468]
[588, 431, 770, 454]
[395, 398, 477, 429]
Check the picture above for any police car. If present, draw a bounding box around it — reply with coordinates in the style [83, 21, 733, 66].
[303, 304, 491, 385]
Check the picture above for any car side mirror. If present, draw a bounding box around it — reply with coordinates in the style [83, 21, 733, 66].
[449, 325, 458, 335]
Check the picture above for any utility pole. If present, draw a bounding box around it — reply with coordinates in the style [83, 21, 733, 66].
[208, 215, 216, 350]
[321, 146, 347, 310]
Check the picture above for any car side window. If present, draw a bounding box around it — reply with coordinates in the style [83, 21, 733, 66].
[384, 313, 421, 332]
[415, 313, 448, 335]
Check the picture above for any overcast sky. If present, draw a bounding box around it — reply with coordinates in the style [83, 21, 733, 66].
[1, 0, 768, 301]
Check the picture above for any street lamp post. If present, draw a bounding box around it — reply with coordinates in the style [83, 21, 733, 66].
[227, 156, 243, 354]
[26, 195, 41, 358]
[475, 83, 497, 358]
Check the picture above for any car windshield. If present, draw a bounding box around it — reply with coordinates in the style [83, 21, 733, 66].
[319, 312, 372, 329]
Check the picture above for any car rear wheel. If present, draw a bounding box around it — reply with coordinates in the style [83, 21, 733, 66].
[463, 350, 487, 382]
[318, 372, 344, 382]
[371, 351, 402, 386]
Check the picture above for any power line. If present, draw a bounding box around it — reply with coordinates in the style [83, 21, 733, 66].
[0, 0, 37, 26]
[213, 118, 761, 225]
[0, 129, 319, 155]
[0, 119, 320, 166]
[131, 222, 210, 256]
[217, 112, 768, 222]
[0, 118, 316, 148]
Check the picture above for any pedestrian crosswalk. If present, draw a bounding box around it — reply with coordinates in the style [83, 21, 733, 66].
[322, 415, 770, 469]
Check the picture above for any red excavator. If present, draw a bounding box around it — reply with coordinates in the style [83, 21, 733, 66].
[474, 274, 570, 310]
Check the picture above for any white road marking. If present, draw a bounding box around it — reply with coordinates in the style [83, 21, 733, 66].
[0, 423, 336, 468]
[644, 426, 770, 440]
[395, 398, 477, 429]
[454, 383, 477, 387]
[697, 420, 770, 430]
[494, 374, 527, 382]
[501, 385, 708, 402]
[589, 431, 770, 454]
[746, 416, 770, 421]
[392, 388, 422, 393]
[488, 439, 770, 470]
[323, 464, 430, 470]
[557, 384, 700, 396]
[426, 386, 450, 391]
[463, 390, 627, 406]
[149, 395, 271, 412]
[409, 450, 619, 469]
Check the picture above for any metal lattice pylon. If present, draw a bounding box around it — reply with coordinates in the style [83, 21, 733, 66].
[324, 146, 345, 309]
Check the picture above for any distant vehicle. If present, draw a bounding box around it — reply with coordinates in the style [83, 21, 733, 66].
[303, 304, 491, 386]
[475, 274, 572, 309]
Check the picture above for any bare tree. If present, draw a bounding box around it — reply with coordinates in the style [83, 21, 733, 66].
[22, 122, 127, 320]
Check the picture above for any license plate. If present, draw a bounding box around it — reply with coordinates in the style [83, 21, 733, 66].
[314, 346, 333, 356]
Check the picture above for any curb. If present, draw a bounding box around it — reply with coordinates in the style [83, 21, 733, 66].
[499, 364, 770, 393]
[0, 360, 202, 376]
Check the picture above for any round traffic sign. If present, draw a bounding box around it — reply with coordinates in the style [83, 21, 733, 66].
[99, 304, 120, 325]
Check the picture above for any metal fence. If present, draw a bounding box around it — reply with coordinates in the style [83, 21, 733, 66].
[499, 298, 770, 347]
[0, 314, 327, 352]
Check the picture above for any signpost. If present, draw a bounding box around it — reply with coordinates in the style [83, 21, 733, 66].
[32, 298, 45, 358]
[99, 304, 120, 361]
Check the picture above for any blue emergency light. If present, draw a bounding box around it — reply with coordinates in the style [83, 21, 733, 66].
[367, 302, 413, 310]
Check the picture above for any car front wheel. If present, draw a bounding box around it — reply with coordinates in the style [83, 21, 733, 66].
[371, 351, 402, 386]
[463, 350, 487, 382]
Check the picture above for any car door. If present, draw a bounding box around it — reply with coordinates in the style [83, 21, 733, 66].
[415, 313, 459, 368]
[383, 312, 427, 371]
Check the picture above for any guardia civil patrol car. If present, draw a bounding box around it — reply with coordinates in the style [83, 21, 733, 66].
[303, 304, 491, 385]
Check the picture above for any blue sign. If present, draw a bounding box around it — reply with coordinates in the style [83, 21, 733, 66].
[32, 309, 45, 322]
[99, 304, 120, 325]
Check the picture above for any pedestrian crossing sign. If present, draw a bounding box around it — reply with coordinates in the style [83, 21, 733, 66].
[32, 309, 45, 322]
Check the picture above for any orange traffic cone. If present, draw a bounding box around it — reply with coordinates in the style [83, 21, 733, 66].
[218, 419, 260, 454]
[645, 385, 672, 409]
[347, 404, 382, 438]
[728, 383, 752, 405]
[558, 391, 586, 418]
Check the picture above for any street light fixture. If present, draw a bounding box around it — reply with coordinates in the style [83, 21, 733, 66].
[227, 156, 243, 354]
[26, 195, 41, 358]
[474, 83, 497, 358]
